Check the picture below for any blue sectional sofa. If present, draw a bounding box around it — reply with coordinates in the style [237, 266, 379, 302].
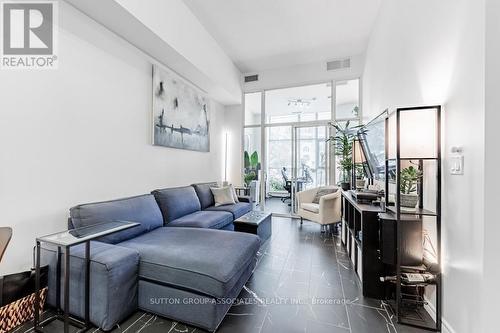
[41, 183, 256, 332]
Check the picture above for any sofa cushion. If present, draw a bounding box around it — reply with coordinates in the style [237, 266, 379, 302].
[192, 182, 218, 210]
[168, 211, 233, 229]
[152, 186, 201, 223]
[301, 203, 320, 214]
[69, 194, 163, 244]
[205, 202, 252, 219]
[118, 227, 260, 298]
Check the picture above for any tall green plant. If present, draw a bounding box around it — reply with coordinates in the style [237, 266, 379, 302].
[244, 150, 260, 186]
[327, 121, 364, 184]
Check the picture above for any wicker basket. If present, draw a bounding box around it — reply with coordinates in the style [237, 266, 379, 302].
[0, 287, 47, 333]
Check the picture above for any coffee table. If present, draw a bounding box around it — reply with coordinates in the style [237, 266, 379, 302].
[233, 211, 272, 242]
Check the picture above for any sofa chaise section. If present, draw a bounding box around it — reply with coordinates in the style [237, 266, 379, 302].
[118, 227, 260, 331]
[118, 227, 260, 298]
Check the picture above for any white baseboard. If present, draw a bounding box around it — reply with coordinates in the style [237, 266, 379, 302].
[424, 299, 455, 333]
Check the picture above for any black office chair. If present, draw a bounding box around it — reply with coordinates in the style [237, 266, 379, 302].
[0, 227, 13, 263]
[281, 167, 292, 203]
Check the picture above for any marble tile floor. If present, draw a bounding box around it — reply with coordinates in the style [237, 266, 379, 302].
[264, 196, 292, 215]
[17, 217, 430, 333]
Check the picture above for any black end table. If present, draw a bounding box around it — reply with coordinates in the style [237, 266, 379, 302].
[234, 211, 272, 242]
[34, 220, 139, 333]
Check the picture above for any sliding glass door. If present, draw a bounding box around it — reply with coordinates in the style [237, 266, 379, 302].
[288, 125, 330, 214]
[263, 124, 329, 216]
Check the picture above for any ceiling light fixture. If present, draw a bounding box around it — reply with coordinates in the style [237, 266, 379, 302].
[287, 98, 316, 108]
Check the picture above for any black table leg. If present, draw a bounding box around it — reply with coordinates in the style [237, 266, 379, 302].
[85, 241, 90, 327]
[56, 246, 61, 312]
[64, 247, 70, 333]
[34, 241, 41, 329]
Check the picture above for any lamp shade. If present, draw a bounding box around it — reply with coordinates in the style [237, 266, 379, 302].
[388, 107, 439, 159]
[353, 140, 366, 163]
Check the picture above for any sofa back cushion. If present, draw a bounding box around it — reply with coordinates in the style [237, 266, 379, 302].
[192, 182, 218, 209]
[152, 186, 201, 223]
[69, 194, 163, 244]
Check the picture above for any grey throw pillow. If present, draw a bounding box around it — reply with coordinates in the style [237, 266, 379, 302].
[210, 186, 236, 206]
[312, 187, 338, 204]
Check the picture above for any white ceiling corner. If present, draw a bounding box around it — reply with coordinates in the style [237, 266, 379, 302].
[183, 0, 382, 73]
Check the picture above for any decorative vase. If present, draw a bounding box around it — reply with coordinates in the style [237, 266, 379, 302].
[341, 182, 351, 191]
[400, 193, 418, 208]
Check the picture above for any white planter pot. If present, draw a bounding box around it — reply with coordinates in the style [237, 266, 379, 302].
[400, 193, 418, 208]
[355, 179, 365, 189]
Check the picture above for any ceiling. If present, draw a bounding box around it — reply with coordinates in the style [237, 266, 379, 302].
[183, 0, 381, 73]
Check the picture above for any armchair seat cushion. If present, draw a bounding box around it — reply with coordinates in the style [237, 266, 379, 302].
[118, 227, 260, 298]
[301, 203, 320, 214]
[205, 202, 252, 219]
[167, 210, 233, 229]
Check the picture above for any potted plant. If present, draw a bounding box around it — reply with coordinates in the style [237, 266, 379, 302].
[400, 165, 423, 208]
[328, 121, 364, 191]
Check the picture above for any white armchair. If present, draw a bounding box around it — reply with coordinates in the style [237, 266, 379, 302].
[296, 186, 341, 231]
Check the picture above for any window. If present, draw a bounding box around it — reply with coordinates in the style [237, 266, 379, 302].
[266, 126, 292, 192]
[335, 79, 360, 120]
[244, 92, 261, 126]
[243, 127, 261, 186]
[265, 83, 332, 125]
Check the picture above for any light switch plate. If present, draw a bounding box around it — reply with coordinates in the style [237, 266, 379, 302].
[450, 155, 464, 175]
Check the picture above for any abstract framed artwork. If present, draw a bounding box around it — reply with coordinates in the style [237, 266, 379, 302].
[152, 64, 210, 152]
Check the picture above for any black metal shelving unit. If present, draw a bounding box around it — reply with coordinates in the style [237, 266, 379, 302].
[384, 105, 442, 332]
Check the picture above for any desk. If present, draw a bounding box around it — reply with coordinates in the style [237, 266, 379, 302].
[341, 190, 384, 299]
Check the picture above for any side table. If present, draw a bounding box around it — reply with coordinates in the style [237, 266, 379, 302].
[34, 220, 139, 333]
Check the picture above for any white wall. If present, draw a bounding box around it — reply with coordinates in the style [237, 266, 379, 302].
[363, 1, 485, 332]
[115, 0, 242, 103]
[66, 0, 243, 105]
[244, 54, 365, 92]
[483, 0, 500, 331]
[0, 2, 226, 275]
